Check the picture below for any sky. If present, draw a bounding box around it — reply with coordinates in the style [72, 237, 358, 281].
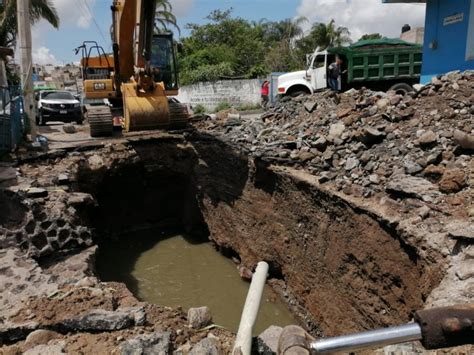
[30, 0, 427, 65]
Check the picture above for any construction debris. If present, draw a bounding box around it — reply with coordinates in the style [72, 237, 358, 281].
[195, 71, 473, 206]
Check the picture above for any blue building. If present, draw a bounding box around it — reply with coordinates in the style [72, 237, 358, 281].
[384, 0, 474, 83]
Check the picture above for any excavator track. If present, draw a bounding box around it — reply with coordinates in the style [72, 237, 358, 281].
[168, 101, 189, 129]
[86, 105, 113, 137]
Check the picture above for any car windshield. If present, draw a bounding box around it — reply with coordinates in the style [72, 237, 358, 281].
[42, 91, 74, 100]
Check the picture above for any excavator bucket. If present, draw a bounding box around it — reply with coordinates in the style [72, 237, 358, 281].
[121, 82, 188, 132]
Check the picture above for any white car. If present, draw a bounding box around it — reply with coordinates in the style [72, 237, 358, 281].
[36, 90, 83, 126]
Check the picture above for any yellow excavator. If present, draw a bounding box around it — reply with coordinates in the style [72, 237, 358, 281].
[75, 0, 188, 137]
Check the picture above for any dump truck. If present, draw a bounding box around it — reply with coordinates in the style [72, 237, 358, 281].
[75, 0, 188, 137]
[278, 38, 423, 97]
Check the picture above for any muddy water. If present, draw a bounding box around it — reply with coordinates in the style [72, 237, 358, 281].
[97, 229, 295, 334]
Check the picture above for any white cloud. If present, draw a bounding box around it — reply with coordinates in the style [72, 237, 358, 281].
[28, 0, 97, 65]
[169, 0, 195, 18]
[52, 0, 96, 29]
[33, 46, 59, 65]
[297, 0, 426, 42]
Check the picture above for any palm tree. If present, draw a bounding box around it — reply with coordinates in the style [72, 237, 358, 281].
[155, 0, 180, 34]
[0, 0, 59, 48]
[300, 19, 351, 53]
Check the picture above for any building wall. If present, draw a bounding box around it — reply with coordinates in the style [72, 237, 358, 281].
[421, 0, 474, 83]
[400, 27, 425, 44]
[177, 79, 261, 111]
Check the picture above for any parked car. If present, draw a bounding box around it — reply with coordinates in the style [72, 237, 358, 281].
[36, 90, 83, 126]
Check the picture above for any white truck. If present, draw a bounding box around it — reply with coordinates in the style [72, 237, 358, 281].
[278, 39, 423, 97]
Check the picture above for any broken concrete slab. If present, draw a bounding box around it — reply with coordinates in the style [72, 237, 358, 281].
[445, 221, 474, 240]
[304, 101, 317, 113]
[25, 188, 48, 198]
[60, 309, 134, 332]
[386, 174, 440, 202]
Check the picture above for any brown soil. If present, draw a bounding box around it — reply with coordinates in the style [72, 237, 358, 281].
[200, 161, 444, 335]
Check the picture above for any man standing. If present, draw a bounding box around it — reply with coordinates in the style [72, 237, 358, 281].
[328, 56, 343, 92]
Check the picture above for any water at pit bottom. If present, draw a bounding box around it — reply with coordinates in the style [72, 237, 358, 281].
[97, 229, 296, 334]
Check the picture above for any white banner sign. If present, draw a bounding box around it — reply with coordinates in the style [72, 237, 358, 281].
[444, 13, 464, 26]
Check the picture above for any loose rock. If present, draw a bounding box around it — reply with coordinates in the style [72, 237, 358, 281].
[453, 130, 474, 150]
[438, 169, 467, 193]
[257, 326, 283, 354]
[121, 332, 171, 355]
[187, 307, 212, 329]
[63, 124, 76, 134]
[189, 337, 221, 355]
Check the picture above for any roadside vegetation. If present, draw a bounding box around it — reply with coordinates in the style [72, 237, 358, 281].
[178, 9, 359, 85]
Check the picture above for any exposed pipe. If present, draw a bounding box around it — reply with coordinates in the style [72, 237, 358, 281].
[311, 323, 422, 354]
[233, 261, 269, 355]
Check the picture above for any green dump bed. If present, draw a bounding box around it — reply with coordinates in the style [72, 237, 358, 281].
[329, 39, 423, 83]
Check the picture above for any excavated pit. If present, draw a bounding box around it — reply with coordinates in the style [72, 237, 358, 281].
[76, 143, 295, 333]
[0, 133, 446, 349]
[71, 135, 444, 336]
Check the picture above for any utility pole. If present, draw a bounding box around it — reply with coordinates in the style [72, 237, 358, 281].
[17, 0, 37, 140]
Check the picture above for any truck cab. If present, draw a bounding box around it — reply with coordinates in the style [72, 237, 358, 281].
[277, 49, 336, 97]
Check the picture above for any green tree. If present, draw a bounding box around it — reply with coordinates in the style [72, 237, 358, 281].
[0, 0, 59, 48]
[155, 0, 179, 34]
[298, 19, 351, 54]
[179, 9, 269, 84]
[359, 33, 383, 41]
[178, 10, 331, 84]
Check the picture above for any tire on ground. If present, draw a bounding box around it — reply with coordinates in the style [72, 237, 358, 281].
[389, 82, 413, 95]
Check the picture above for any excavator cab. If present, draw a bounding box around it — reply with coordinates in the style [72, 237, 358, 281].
[150, 34, 178, 92]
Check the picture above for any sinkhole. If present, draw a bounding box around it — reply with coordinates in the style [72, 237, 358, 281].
[76, 140, 296, 334]
[73, 138, 443, 337]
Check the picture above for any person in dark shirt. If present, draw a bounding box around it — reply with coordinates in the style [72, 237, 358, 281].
[328, 56, 343, 92]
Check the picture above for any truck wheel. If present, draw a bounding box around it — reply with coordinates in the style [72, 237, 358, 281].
[290, 91, 309, 98]
[389, 83, 413, 95]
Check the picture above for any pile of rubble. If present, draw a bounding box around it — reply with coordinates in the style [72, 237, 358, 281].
[195, 71, 473, 205]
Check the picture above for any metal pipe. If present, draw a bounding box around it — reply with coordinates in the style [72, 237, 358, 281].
[233, 261, 269, 355]
[311, 323, 422, 354]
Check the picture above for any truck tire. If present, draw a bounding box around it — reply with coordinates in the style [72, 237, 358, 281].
[389, 83, 413, 95]
[290, 91, 309, 98]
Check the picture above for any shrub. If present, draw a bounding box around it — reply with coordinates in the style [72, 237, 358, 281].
[193, 104, 207, 114]
[214, 101, 231, 112]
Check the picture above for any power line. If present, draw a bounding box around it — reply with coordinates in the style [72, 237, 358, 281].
[80, 0, 108, 45]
